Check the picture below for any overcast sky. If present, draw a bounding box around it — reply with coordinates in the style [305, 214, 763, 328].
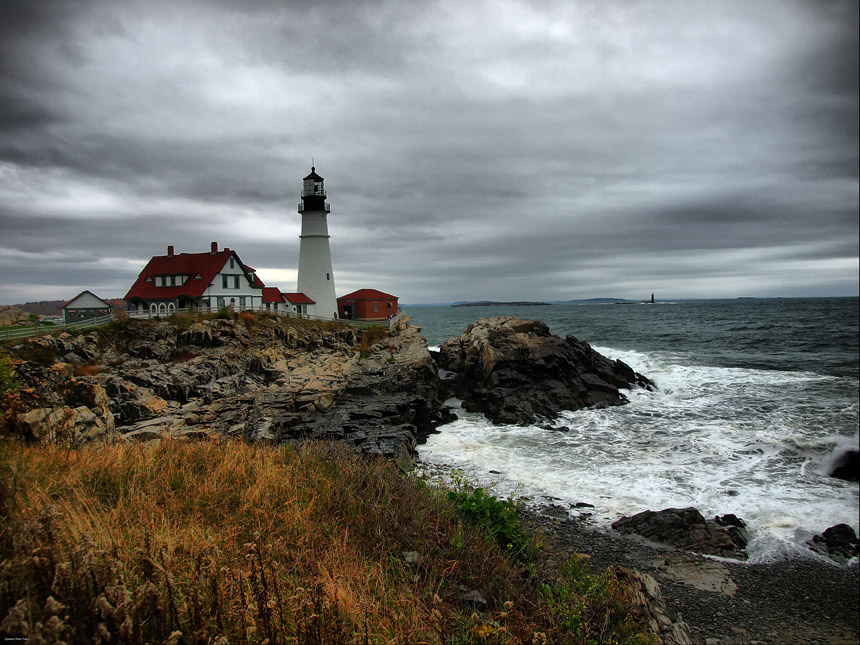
[1, 0, 857, 305]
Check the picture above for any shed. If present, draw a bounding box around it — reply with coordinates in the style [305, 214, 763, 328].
[337, 289, 398, 321]
[62, 290, 112, 323]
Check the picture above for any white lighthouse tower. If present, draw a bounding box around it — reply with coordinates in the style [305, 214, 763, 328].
[297, 166, 338, 319]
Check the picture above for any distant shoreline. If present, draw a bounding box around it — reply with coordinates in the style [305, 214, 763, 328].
[450, 301, 551, 308]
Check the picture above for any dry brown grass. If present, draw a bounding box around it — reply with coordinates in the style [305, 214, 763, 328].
[0, 439, 651, 644]
[72, 364, 102, 377]
[358, 326, 389, 354]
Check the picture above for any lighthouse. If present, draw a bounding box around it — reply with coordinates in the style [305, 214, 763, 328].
[297, 166, 338, 319]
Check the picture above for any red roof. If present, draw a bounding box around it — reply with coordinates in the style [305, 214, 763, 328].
[338, 289, 398, 301]
[261, 287, 284, 303]
[125, 248, 262, 301]
[282, 292, 315, 304]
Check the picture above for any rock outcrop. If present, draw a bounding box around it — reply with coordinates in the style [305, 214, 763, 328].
[2, 313, 450, 461]
[612, 507, 747, 560]
[807, 523, 859, 563]
[829, 449, 859, 482]
[436, 316, 655, 425]
[613, 566, 694, 644]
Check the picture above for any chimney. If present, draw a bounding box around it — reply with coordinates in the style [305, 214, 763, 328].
[210, 241, 218, 254]
[167, 245, 175, 257]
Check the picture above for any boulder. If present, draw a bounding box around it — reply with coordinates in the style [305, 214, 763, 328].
[829, 449, 859, 482]
[437, 316, 655, 425]
[714, 513, 749, 550]
[807, 523, 859, 563]
[612, 507, 744, 559]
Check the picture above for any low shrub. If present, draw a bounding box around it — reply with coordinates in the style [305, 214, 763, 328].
[72, 363, 102, 377]
[0, 354, 19, 397]
[240, 311, 256, 329]
[14, 344, 57, 366]
[358, 325, 388, 353]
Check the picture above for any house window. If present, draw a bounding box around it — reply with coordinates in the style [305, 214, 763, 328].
[222, 275, 228, 289]
[373, 302, 379, 312]
[239, 297, 246, 307]
[230, 258, 235, 269]
[155, 276, 162, 287]
[233, 276, 240, 289]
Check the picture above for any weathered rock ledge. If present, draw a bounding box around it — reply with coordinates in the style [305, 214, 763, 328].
[436, 316, 655, 425]
[3, 313, 451, 461]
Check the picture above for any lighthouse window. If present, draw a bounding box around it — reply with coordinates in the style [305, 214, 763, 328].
[326, 273, 330, 281]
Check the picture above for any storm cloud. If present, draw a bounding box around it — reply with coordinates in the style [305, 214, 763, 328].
[0, 0, 857, 304]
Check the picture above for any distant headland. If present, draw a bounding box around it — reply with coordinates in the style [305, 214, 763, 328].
[450, 301, 551, 308]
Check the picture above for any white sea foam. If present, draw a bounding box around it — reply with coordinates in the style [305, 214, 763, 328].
[419, 346, 860, 561]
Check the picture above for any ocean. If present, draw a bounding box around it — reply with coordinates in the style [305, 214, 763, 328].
[406, 298, 859, 563]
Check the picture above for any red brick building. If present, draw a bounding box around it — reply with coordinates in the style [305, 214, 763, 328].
[337, 289, 399, 321]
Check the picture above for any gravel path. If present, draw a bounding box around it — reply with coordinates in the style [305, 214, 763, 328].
[523, 509, 859, 644]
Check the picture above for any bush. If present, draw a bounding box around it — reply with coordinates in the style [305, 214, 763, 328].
[240, 311, 256, 329]
[447, 486, 532, 559]
[358, 325, 388, 353]
[0, 354, 19, 397]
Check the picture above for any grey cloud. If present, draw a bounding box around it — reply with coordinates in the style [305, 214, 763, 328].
[0, 0, 856, 304]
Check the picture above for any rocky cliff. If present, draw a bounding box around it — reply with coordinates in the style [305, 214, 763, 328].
[437, 316, 655, 425]
[2, 313, 450, 462]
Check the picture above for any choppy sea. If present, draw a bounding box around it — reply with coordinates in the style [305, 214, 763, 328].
[406, 298, 859, 563]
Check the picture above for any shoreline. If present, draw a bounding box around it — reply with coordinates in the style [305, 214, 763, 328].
[416, 458, 859, 641]
[523, 507, 859, 644]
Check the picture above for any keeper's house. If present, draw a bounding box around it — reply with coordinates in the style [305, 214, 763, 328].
[125, 242, 263, 315]
[62, 290, 112, 324]
[338, 289, 399, 321]
[125, 242, 317, 317]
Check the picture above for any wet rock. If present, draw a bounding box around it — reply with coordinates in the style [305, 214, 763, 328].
[829, 449, 859, 482]
[714, 514, 750, 550]
[437, 316, 655, 425]
[807, 524, 859, 563]
[612, 507, 744, 559]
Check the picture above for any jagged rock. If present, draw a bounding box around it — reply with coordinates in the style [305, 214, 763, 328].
[613, 566, 694, 644]
[4, 314, 449, 460]
[437, 316, 655, 425]
[714, 513, 749, 549]
[829, 449, 859, 482]
[16, 402, 114, 443]
[612, 507, 744, 559]
[807, 523, 859, 563]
